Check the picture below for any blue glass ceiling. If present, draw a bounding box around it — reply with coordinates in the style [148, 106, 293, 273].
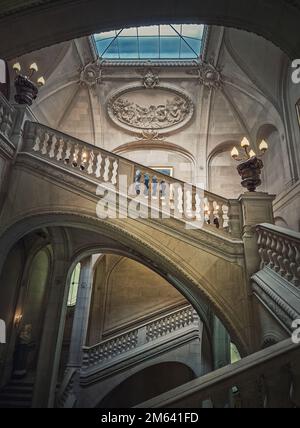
[94, 25, 205, 60]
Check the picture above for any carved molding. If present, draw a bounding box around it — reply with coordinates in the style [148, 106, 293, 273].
[187, 59, 223, 89]
[79, 59, 104, 89]
[142, 69, 160, 89]
[107, 84, 194, 135]
[252, 273, 300, 332]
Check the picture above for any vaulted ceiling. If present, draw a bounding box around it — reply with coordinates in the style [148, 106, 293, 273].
[0, 0, 300, 58]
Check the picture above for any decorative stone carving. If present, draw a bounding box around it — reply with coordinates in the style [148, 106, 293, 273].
[79, 60, 104, 89]
[143, 70, 159, 89]
[111, 96, 190, 129]
[107, 85, 194, 133]
[187, 59, 223, 89]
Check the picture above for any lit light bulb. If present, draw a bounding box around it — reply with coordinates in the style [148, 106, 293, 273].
[241, 137, 250, 148]
[29, 63, 38, 73]
[13, 62, 21, 73]
[231, 147, 239, 159]
[259, 139, 268, 153]
[249, 150, 256, 158]
[37, 77, 46, 87]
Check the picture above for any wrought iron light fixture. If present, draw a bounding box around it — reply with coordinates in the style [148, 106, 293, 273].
[12, 62, 46, 106]
[231, 137, 269, 192]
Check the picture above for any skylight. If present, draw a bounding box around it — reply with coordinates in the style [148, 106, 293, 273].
[94, 25, 205, 60]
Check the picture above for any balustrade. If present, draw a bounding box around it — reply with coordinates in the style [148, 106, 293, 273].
[82, 305, 199, 373]
[257, 224, 300, 287]
[21, 121, 242, 237]
[0, 94, 15, 140]
[135, 339, 300, 408]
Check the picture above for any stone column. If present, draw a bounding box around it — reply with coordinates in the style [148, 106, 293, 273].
[68, 256, 93, 368]
[239, 192, 275, 277]
[32, 230, 71, 408]
[211, 316, 231, 408]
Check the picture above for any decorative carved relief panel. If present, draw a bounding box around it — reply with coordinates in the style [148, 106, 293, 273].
[107, 85, 194, 135]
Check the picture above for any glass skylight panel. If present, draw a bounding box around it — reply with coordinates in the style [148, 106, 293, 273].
[94, 24, 205, 60]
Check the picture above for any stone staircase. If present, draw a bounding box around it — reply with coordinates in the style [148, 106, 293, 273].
[0, 380, 34, 408]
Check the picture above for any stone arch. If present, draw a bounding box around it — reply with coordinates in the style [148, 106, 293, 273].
[113, 140, 196, 183]
[256, 123, 291, 196]
[97, 362, 196, 408]
[274, 216, 289, 229]
[207, 140, 241, 199]
[0, 212, 249, 356]
[0, 1, 299, 59]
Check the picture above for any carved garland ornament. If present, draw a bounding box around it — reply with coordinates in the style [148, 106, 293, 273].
[110, 96, 191, 129]
[107, 85, 194, 133]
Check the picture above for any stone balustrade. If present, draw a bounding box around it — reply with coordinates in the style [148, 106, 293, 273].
[257, 224, 300, 287]
[0, 94, 15, 140]
[82, 305, 199, 373]
[21, 121, 242, 237]
[135, 338, 300, 408]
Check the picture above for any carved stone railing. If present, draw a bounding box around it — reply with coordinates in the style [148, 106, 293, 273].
[21, 121, 242, 236]
[0, 94, 16, 141]
[81, 305, 199, 373]
[257, 224, 300, 287]
[135, 339, 300, 408]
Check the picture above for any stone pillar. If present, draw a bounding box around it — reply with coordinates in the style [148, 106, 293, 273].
[239, 192, 275, 277]
[239, 192, 275, 352]
[211, 316, 231, 408]
[68, 256, 93, 368]
[32, 231, 71, 408]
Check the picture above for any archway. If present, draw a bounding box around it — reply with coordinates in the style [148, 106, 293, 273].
[97, 362, 196, 408]
[0, 1, 299, 59]
[0, 213, 249, 356]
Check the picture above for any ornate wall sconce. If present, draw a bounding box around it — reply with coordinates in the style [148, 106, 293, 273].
[12, 62, 46, 106]
[231, 137, 269, 192]
[14, 313, 23, 329]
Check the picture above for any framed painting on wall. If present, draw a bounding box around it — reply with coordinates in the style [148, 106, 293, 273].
[152, 167, 174, 177]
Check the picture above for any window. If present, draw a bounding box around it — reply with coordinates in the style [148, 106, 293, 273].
[94, 25, 205, 60]
[231, 343, 241, 364]
[67, 263, 81, 307]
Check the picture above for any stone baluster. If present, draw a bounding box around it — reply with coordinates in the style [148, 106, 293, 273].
[56, 138, 65, 161]
[95, 153, 103, 179]
[41, 132, 50, 155]
[262, 367, 293, 408]
[237, 377, 264, 408]
[274, 236, 282, 273]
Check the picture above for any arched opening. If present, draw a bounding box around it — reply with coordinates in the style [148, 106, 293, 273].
[208, 142, 241, 199]
[97, 362, 196, 408]
[12, 247, 51, 380]
[257, 124, 291, 197]
[0, 1, 299, 59]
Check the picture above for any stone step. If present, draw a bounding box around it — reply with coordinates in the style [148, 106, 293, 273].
[0, 400, 31, 408]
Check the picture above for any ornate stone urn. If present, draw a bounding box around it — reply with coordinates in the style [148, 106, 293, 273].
[14, 75, 39, 106]
[237, 156, 264, 192]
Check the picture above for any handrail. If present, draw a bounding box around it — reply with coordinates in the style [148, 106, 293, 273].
[135, 339, 300, 408]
